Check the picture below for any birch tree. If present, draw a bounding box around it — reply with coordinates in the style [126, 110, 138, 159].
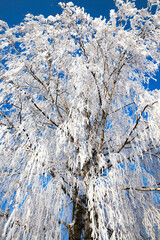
[0, 0, 160, 239]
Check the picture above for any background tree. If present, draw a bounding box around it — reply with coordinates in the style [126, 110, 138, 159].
[0, 0, 160, 239]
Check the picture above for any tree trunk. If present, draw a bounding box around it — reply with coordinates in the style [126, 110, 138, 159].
[84, 210, 93, 240]
[69, 186, 84, 240]
[69, 201, 84, 239]
[69, 193, 93, 240]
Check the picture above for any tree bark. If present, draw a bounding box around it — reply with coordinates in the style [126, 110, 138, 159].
[69, 193, 93, 240]
[69, 187, 84, 240]
[84, 209, 93, 240]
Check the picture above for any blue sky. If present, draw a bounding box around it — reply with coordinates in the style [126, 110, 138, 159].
[0, 0, 159, 90]
[0, 0, 147, 26]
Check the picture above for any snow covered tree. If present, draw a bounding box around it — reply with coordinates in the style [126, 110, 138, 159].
[0, 0, 160, 239]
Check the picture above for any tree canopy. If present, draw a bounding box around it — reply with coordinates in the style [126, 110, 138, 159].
[0, 1, 160, 239]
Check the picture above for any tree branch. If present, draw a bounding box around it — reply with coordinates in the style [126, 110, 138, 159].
[31, 99, 59, 128]
[0, 110, 15, 130]
[123, 186, 160, 192]
[26, 66, 64, 122]
[117, 101, 158, 153]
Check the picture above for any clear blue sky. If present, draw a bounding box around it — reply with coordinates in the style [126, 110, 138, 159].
[0, 0, 148, 26]
[0, 0, 159, 90]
